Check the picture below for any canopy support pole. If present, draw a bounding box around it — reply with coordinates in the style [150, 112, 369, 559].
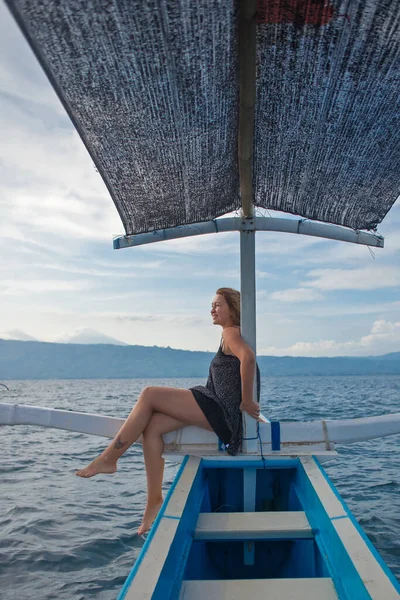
[239, 219, 258, 568]
[240, 220, 258, 455]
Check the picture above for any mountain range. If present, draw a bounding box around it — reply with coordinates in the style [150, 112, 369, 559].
[0, 339, 399, 380]
[0, 328, 127, 345]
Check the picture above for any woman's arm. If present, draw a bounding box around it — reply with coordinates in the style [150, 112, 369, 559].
[222, 327, 260, 419]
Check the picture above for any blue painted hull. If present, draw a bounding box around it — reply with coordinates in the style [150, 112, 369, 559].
[119, 456, 400, 599]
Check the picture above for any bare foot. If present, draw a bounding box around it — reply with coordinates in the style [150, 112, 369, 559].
[75, 455, 117, 478]
[137, 499, 163, 536]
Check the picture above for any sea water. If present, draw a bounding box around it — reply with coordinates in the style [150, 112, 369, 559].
[0, 376, 399, 599]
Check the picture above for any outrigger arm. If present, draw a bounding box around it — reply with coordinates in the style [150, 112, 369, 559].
[113, 216, 384, 250]
[1, 402, 400, 458]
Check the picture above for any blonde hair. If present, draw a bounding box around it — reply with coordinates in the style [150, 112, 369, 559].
[216, 287, 241, 326]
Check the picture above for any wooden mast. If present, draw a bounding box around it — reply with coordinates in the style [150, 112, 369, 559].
[238, 0, 257, 218]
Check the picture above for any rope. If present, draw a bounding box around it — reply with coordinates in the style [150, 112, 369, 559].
[297, 218, 306, 234]
[257, 421, 267, 469]
[242, 421, 267, 469]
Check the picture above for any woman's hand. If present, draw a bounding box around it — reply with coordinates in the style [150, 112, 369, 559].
[239, 399, 260, 419]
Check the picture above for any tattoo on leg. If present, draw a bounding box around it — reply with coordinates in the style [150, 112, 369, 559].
[114, 436, 127, 450]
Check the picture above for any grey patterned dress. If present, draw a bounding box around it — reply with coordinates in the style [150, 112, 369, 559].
[190, 343, 260, 456]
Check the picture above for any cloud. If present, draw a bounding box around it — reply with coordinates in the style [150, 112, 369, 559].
[0, 54, 122, 245]
[10, 261, 158, 279]
[32, 309, 209, 327]
[260, 319, 400, 357]
[140, 230, 239, 256]
[256, 270, 275, 279]
[0, 4, 65, 111]
[114, 313, 207, 327]
[360, 320, 400, 349]
[57, 327, 127, 345]
[0, 329, 37, 341]
[256, 230, 323, 257]
[304, 265, 400, 291]
[115, 314, 160, 323]
[295, 234, 400, 267]
[256, 290, 268, 299]
[0, 279, 92, 295]
[270, 287, 324, 302]
[289, 239, 381, 266]
[261, 339, 356, 356]
[88, 258, 163, 271]
[370, 320, 397, 334]
[287, 300, 400, 318]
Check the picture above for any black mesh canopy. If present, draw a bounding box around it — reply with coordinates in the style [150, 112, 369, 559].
[254, 0, 400, 230]
[6, 0, 400, 234]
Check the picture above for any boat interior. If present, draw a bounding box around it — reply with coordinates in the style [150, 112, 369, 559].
[120, 455, 399, 600]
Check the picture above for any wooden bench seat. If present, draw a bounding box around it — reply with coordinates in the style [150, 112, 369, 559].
[179, 578, 338, 599]
[194, 511, 313, 540]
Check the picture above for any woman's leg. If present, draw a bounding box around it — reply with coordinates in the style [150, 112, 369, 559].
[76, 387, 211, 478]
[138, 412, 186, 536]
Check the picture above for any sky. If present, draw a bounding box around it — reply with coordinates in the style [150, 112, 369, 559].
[0, 4, 399, 357]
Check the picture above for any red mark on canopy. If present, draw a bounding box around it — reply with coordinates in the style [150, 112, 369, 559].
[257, 0, 335, 26]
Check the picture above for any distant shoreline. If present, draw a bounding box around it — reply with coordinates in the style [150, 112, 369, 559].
[1, 374, 400, 382]
[1, 339, 399, 380]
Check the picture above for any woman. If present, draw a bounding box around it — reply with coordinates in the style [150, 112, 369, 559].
[76, 287, 260, 535]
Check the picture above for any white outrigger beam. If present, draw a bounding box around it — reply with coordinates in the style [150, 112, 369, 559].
[2, 402, 400, 460]
[113, 216, 384, 250]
